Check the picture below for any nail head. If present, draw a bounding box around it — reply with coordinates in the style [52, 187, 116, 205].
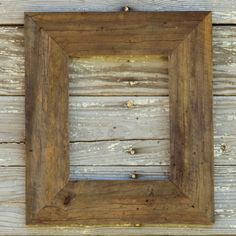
[123, 6, 130, 12]
[126, 100, 134, 108]
[131, 173, 137, 179]
[128, 148, 136, 155]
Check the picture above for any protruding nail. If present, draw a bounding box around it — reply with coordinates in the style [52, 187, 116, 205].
[126, 100, 134, 108]
[128, 147, 136, 155]
[220, 143, 226, 152]
[123, 6, 130, 12]
[131, 173, 137, 179]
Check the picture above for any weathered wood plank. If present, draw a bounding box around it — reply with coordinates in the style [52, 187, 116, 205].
[0, 166, 235, 234]
[1, 96, 236, 142]
[69, 166, 169, 180]
[69, 55, 169, 96]
[0, 0, 235, 24]
[69, 96, 170, 141]
[0, 26, 235, 95]
[0, 137, 235, 167]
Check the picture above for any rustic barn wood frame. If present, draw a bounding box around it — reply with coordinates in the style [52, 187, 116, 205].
[25, 12, 214, 225]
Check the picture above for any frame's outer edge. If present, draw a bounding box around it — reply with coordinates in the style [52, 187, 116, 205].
[169, 12, 214, 223]
[24, 12, 214, 225]
[25, 13, 69, 223]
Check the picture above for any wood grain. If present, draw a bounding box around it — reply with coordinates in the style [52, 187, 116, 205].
[0, 166, 235, 234]
[0, 0, 235, 24]
[1, 138, 236, 167]
[168, 13, 213, 221]
[25, 15, 69, 222]
[69, 55, 169, 96]
[23, 12, 214, 225]
[0, 26, 235, 95]
[2, 96, 236, 142]
[0, 0, 234, 234]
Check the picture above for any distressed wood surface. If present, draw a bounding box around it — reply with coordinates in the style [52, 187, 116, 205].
[0, 166, 235, 234]
[1, 96, 236, 142]
[22, 12, 214, 225]
[0, 138, 235, 166]
[69, 55, 169, 96]
[0, 26, 235, 95]
[0, 0, 236, 24]
[0, 11, 234, 234]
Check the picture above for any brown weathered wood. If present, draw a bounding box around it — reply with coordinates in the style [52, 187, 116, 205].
[168, 13, 213, 221]
[0, 26, 235, 96]
[25, 12, 213, 225]
[0, 0, 235, 24]
[25, 15, 69, 223]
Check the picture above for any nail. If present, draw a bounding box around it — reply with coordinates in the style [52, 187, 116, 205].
[126, 100, 134, 108]
[128, 147, 136, 155]
[220, 143, 226, 152]
[131, 173, 137, 179]
[123, 6, 130, 12]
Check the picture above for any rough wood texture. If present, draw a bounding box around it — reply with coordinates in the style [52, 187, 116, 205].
[168, 13, 213, 221]
[0, 26, 235, 96]
[0, 139, 236, 167]
[25, 15, 69, 223]
[0, 0, 235, 24]
[69, 55, 169, 96]
[0, 2, 234, 234]
[1, 96, 236, 142]
[0, 166, 235, 234]
[24, 12, 213, 225]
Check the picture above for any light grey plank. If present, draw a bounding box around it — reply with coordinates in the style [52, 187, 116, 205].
[0, 0, 235, 24]
[69, 96, 169, 141]
[213, 27, 236, 95]
[69, 55, 169, 96]
[0, 137, 235, 166]
[2, 96, 236, 142]
[70, 166, 169, 180]
[0, 96, 170, 142]
[0, 26, 236, 95]
[70, 140, 170, 166]
[0, 27, 24, 95]
[0, 166, 235, 235]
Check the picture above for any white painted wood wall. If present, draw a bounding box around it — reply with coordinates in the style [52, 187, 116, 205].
[0, 1, 236, 235]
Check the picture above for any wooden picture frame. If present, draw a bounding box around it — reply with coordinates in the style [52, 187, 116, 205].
[25, 12, 214, 225]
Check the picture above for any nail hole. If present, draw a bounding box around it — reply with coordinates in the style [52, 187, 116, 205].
[64, 195, 72, 206]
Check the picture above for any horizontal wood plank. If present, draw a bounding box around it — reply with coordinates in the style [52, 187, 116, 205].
[0, 26, 235, 95]
[0, 1, 235, 24]
[1, 138, 236, 167]
[1, 96, 236, 142]
[69, 55, 169, 96]
[0, 166, 235, 234]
